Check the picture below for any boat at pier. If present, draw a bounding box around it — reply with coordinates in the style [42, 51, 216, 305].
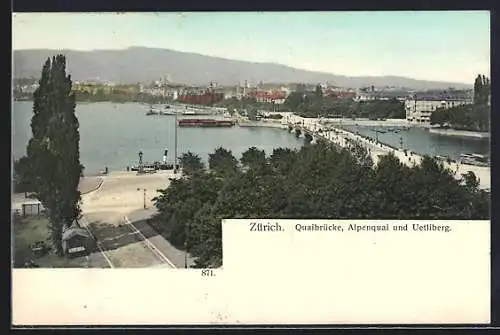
[130, 161, 175, 172]
[146, 106, 176, 116]
[177, 119, 235, 127]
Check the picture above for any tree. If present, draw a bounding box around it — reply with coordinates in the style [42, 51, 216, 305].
[151, 142, 490, 268]
[179, 151, 205, 177]
[13, 156, 34, 194]
[474, 75, 482, 105]
[431, 74, 490, 132]
[208, 147, 238, 177]
[247, 108, 259, 121]
[240, 147, 266, 170]
[269, 148, 296, 174]
[295, 83, 307, 93]
[461, 171, 480, 191]
[315, 85, 323, 100]
[26, 55, 82, 255]
[284, 91, 305, 111]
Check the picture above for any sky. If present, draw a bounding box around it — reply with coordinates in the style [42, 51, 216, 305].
[12, 11, 490, 83]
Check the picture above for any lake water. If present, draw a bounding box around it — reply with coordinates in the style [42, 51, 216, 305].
[12, 101, 305, 175]
[12, 101, 490, 175]
[341, 124, 490, 161]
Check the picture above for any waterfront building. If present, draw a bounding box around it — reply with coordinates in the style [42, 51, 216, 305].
[354, 90, 409, 102]
[177, 90, 224, 105]
[405, 95, 473, 125]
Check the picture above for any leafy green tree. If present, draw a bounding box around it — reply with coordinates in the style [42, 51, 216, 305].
[315, 85, 323, 100]
[188, 204, 223, 268]
[152, 141, 490, 268]
[151, 173, 224, 250]
[461, 171, 480, 191]
[179, 151, 205, 177]
[269, 148, 297, 174]
[474, 74, 490, 106]
[240, 147, 266, 170]
[431, 74, 490, 132]
[13, 156, 34, 194]
[247, 108, 259, 121]
[26, 55, 82, 255]
[295, 83, 307, 93]
[284, 91, 305, 111]
[208, 147, 239, 177]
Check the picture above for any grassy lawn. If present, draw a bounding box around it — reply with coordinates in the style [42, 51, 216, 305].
[12, 215, 88, 268]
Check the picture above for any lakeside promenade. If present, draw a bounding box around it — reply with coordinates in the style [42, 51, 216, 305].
[79, 170, 192, 268]
[285, 115, 491, 191]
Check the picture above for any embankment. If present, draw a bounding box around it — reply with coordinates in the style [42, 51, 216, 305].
[428, 128, 490, 139]
[237, 120, 287, 129]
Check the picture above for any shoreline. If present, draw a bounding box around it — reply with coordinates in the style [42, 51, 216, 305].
[428, 128, 490, 139]
[286, 116, 491, 191]
[237, 120, 287, 129]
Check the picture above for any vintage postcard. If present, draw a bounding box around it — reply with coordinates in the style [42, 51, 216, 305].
[11, 11, 491, 325]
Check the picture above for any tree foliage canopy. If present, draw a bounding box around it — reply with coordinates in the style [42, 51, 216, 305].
[13, 156, 34, 193]
[430, 74, 490, 132]
[208, 147, 239, 177]
[151, 143, 490, 268]
[284, 91, 405, 120]
[23, 55, 83, 255]
[179, 151, 205, 177]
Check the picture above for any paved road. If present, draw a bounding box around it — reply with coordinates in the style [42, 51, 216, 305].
[78, 176, 103, 195]
[127, 208, 196, 268]
[80, 171, 190, 268]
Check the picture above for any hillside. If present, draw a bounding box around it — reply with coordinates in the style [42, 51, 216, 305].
[13, 47, 471, 90]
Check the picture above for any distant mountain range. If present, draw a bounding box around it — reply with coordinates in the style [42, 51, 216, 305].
[13, 47, 472, 90]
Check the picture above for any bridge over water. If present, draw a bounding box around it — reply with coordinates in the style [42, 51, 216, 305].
[285, 116, 490, 191]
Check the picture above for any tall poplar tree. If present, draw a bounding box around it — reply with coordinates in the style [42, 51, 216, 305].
[26, 55, 82, 255]
[474, 74, 490, 106]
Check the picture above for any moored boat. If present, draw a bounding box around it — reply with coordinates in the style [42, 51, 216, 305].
[130, 161, 175, 171]
[177, 119, 235, 127]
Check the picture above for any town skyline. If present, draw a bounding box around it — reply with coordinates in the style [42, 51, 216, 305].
[12, 11, 490, 84]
